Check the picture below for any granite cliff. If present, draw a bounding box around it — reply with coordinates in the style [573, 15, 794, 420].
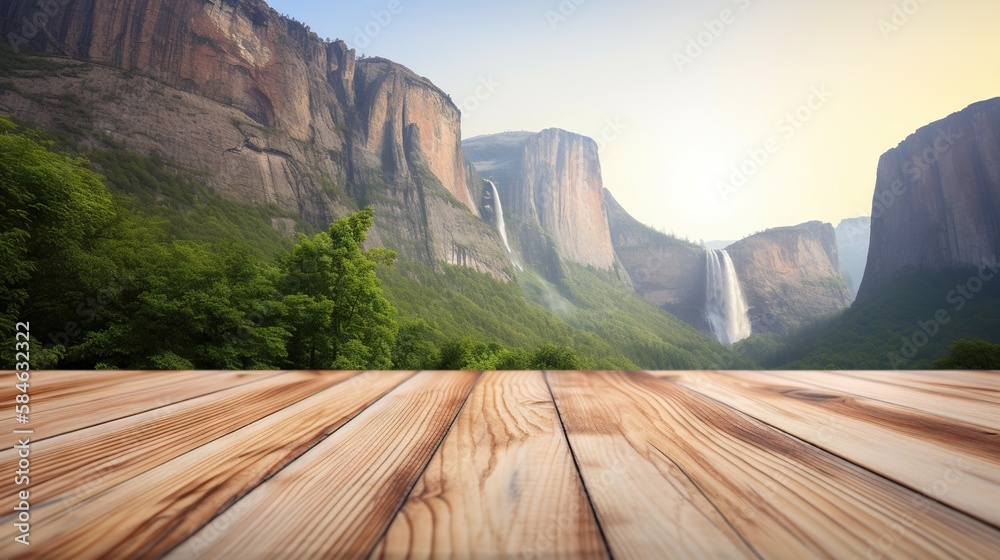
[1, 0, 868, 341]
[464, 130, 621, 279]
[604, 191, 707, 329]
[0, 0, 511, 278]
[857, 99, 1000, 302]
[726, 222, 853, 334]
[607, 196, 851, 335]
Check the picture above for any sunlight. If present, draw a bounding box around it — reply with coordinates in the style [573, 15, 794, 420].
[662, 136, 744, 228]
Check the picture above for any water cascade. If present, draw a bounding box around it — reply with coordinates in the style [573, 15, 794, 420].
[705, 249, 752, 345]
[486, 180, 512, 253]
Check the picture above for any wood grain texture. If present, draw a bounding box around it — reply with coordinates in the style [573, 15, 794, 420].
[0, 369, 281, 440]
[662, 370, 1000, 528]
[551, 371, 1000, 559]
[0, 370, 353, 511]
[0, 369, 996, 559]
[165, 370, 479, 560]
[548, 371, 757, 559]
[763, 370, 1000, 431]
[0, 369, 173, 405]
[836, 370, 1000, 405]
[0, 371, 414, 560]
[371, 371, 608, 559]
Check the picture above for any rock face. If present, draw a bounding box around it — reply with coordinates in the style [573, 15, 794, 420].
[727, 222, 853, 334]
[464, 130, 619, 274]
[0, 0, 511, 279]
[835, 217, 871, 298]
[606, 193, 852, 336]
[604, 191, 707, 329]
[857, 99, 1000, 302]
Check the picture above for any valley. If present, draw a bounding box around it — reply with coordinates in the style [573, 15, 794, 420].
[1, 0, 999, 371]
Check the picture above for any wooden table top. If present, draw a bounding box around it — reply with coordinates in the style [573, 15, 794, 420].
[1, 369, 997, 559]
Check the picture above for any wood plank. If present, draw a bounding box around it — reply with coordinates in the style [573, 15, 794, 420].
[661, 370, 1000, 528]
[164, 370, 478, 560]
[0, 369, 281, 440]
[547, 371, 757, 559]
[762, 370, 1000, 431]
[0, 370, 415, 560]
[0, 370, 354, 511]
[0, 369, 173, 404]
[837, 370, 1000, 405]
[551, 371, 1000, 559]
[371, 371, 607, 559]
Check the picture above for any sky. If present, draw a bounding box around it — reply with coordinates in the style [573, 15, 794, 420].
[266, 0, 1000, 241]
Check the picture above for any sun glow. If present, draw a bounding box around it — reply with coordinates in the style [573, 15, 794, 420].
[662, 135, 744, 228]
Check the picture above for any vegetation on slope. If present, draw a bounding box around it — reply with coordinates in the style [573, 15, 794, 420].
[934, 339, 1000, 369]
[378, 260, 636, 369]
[0, 117, 638, 370]
[769, 269, 1000, 369]
[554, 265, 752, 369]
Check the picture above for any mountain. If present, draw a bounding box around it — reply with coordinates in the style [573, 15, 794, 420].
[1, 0, 749, 370]
[603, 190, 708, 330]
[835, 217, 871, 297]
[0, 0, 512, 279]
[776, 101, 1000, 369]
[776, 269, 1000, 369]
[463, 130, 623, 281]
[726, 221, 853, 334]
[605, 192, 849, 337]
[705, 240, 736, 251]
[857, 98, 1000, 301]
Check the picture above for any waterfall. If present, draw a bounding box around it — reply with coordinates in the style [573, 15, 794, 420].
[486, 180, 512, 253]
[705, 249, 752, 345]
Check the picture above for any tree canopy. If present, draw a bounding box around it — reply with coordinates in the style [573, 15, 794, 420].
[934, 339, 1000, 370]
[279, 208, 398, 369]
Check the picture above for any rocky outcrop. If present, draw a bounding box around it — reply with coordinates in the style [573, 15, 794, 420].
[604, 190, 707, 329]
[464, 129, 618, 273]
[0, 0, 511, 279]
[727, 222, 853, 334]
[857, 99, 1000, 301]
[608, 193, 851, 335]
[835, 217, 871, 297]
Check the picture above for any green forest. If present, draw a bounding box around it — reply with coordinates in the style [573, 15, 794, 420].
[733, 270, 1000, 369]
[1, 117, 743, 370]
[3, 114, 998, 371]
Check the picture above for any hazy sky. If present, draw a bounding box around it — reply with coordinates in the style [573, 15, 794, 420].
[267, 0, 1000, 241]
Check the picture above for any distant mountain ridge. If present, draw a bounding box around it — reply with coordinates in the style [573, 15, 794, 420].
[835, 217, 871, 298]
